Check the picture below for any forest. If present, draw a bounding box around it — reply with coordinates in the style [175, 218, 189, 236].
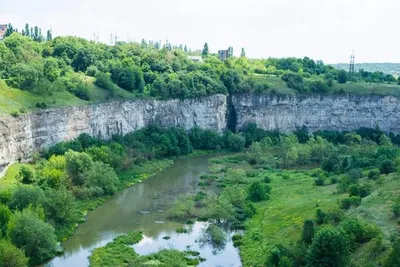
[1, 23, 400, 116]
[0, 124, 399, 266]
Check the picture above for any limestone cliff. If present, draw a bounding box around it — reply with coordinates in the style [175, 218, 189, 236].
[0, 95, 227, 169]
[232, 94, 400, 133]
[1, 93, 400, 170]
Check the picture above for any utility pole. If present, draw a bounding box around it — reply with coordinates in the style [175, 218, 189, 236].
[349, 51, 355, 81]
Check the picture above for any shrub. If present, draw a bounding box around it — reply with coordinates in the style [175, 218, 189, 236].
[315, 209, 329, 225]
[16, 165, 35, 184]
[263, 175, 271, 183]
[347, 168, 363, 182]
[84, 161, 119, 195]
[247, 181, 270, 202]
[380, 159, 395, 174]
[9, 185, 45, 211]
[0, 239, 29, 267]
[340, 218, 380, 250]
[384, 238, 400, 267]
[340, 196, 362, 210]
[0, 204, 12, 236]
[95, 71, 116, 92]
[392, 200, 400, 218]
[7, 209, 57, 265]
[306, 227, 350, 267]
[337, 70, 347, 84]
[301, 219, 315, 244]
[368, 169, 380, 180]
[314, 176, 325, 186]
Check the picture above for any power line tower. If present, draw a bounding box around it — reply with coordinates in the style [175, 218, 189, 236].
[349, 51, 355, 80]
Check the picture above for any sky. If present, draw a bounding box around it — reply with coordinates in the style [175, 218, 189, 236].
[1, 0, 399, 63]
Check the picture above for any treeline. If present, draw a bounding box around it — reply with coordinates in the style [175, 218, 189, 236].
[1, 25, 399, 106]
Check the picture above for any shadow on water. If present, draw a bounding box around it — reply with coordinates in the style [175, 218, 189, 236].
[46, 155, 241, 267]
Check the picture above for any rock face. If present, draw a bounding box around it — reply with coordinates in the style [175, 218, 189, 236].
[232, 94, 400, 133]
[0, 95, 227, 169]
[1, 93, 400, 169]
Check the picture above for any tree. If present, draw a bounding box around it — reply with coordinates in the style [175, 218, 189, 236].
[46, 29, 52, 41]
[0, 239, 29, 267]
[4, 23, 15, 37]
[202, 42, 209, 57]
[380, 159, 395, 174]
[44, 188, 76, 223]
[247, 181, 269, 202]
[85, 161, 119, 195]
[43, 57, 60, 81]
[9, 185, 45, 211]
[24, 23, 30, 37]
[337, 70, 347, 84]
[7, 209, 57, 265]
[306, 227, 350, 267]
[65, 150, 94, 186]
[72, 48, 94, 72]
[384, 238, 400, 267]
[16, 165, 35, 184]
[302, 219, 315, 244]
[241, 48, 246, 57]
[0, 203, 12, 236]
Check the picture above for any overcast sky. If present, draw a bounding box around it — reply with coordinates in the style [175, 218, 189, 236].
[1, 0, 399, 63]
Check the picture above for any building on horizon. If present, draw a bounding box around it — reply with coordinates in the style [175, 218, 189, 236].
[188, 56, 203, 63]
[218, 46, 233, 61]
[0, 24, 7, 40]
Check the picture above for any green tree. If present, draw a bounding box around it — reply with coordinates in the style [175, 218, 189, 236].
[85, 161, 119, 195]
[43, 57, 60, 82]
[302, 219, 315, 244]
[337, 70, 347, 84]
[46, 29, 52, 41]
[306, 227, 350, 267]
[16, 165, 35, 184]
[9, 185, 45, 211]
[65, 150, 94, 186]
[24, 23, 30, 37]
[0, 239, 29, 267]
[44, 188, 76, 223]
[202, 42, 209, 57]
[0, 203, 12, 236]
[384, 238, 400, 267]
[241, 48, 246, 57]
[7, 209, 57, 265]
[380, 159, 395, 174]
[247, 181, 269, 202]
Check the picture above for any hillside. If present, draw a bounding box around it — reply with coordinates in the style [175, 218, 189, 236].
[1, 31, 400, 115]
[333, 63, 400, 77]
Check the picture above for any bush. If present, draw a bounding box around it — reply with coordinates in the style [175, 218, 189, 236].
[301, 219, 315, 244]
[65, 150, 94, 186]
[0, 204, 12, 236]
[7, 209, 57, 265]
[347, 168, 363, 182]
[306, 227, 350, 267]
[384, 238, 400, 267]
[392, 200, 400, 218]
[9, 185, 45, 211]
[247, 181, 270, 202]
[44, 188, 76, 223]
[380, 159, 395, 174]
[309, 79, 329, 93]
[339, 218, 379, 249]
[337, 70, 347, 84]
[340, 196, 362, 210]
[368, 169, 380, 180]
[0, 239, 29, 267]
[84, 161, 119, 195]
[95, 71, 115, 92]
[315, 209, 329, 225]
[16, 165, 35, 184]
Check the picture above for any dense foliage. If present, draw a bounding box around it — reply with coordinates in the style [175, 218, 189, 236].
[1, 24, 398, 111]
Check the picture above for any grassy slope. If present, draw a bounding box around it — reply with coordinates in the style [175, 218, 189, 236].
[256, 74, 400, 96]
[0, 77, 141, 115]
[238, 168, 399, 267]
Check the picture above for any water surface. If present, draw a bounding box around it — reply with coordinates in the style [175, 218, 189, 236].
[46, 155, 241, 267]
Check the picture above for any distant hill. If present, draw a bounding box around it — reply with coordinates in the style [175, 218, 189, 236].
[332, 63, 400, 77]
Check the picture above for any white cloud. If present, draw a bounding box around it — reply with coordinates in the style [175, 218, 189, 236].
[1, 0, 399, 63]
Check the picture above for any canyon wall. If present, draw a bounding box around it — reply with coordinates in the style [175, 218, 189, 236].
[0, 95, 227, 169]
[1, 93, 400, 169]
[232, 94, 400, 133]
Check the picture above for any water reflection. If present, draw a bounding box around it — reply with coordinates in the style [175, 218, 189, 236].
[46, 155, 241, 267]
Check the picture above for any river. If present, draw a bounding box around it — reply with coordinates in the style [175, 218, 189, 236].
[46, 155, 242, 267]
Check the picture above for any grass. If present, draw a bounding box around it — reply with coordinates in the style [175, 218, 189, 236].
[0, 162, 35, 188]
[254, 74, 400, 97]
[239, 169, 344, 266]
[207, 154, 400, 267]
[0, 77, 144, 115]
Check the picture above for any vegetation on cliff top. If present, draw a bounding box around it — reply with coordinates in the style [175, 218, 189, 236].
[1, 25, 400, 115]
